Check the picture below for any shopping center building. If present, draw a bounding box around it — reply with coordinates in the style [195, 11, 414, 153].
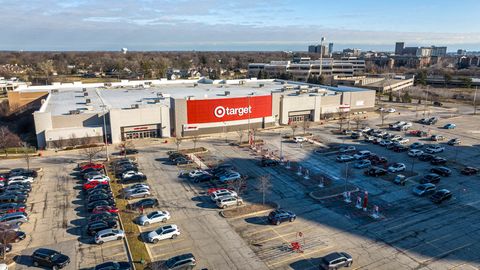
[12, 78, 375, 149]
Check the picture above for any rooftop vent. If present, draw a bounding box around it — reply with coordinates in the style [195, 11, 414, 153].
[84, 92, 88, 96]
[82, 88, 87, 92]
[131, 104, 139, 109]
[224, 91, 230, 96]
[259, 83, 265, 88]
[193, 83, 198, 87]
[51, 89, 59, 93]
[69, 110, 80, 115]
[85, 98, 91, 104]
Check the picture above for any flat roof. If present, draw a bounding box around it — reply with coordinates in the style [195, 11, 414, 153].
[38, 79, 370, 116]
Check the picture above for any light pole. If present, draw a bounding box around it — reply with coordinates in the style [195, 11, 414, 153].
[319, 37, 325, 78]
[100, 105, 109, 161]
[280, 133, 284, 160]
[473, 86, 478, 115]
[344, 161, 350, 192]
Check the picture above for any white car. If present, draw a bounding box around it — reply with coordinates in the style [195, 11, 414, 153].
[336, 155, 354, 162]
[389, 121, 405, 129]
[210, 190, 237, 202]
[137, 210, 171, 226]
[386, 108, 396, 113]
[125, 188, 151, 199]
[7, 175, 34, 184]
[188, 170, 209, 178]
[123, 183, 150, 193]
[425, 145, 445, 154]
[339, 146, 356, 153]
[361, 127, 372, 133]
[87, 175, 110, 182]
[408, 149, 424, 157]
[293, 136, 306, 143]
[397, 138, 410, 144]
[388, 163, 406, 173]
[354, 150, 371, 160]
[390, 135, 402, 141]
[216, 196, 244, 209]
[146, 224, 180, 243]
[122, 171, 145, 180]
[219, 172, 241, 182]
[95, 229, 125, 244]
[399, 122, 413, 130]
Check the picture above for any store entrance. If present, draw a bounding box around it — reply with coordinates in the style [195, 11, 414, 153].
[121, 124, 161, 141]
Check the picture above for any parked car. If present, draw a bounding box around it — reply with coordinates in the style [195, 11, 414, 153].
[125, 188, 151, 199]
[121, 171, 146, 181]
[146, 224, 180, 243]
[353, 150, 371, 160]
[94, 261, 132, 270]
[80, 163, 104, 171]
[410, 142, 424, 149]
[137, 210, 171, 226]
[350, 132, 360, 139]
[393, 174, 407, 186]
[320, 252, 353, 270]
[364, 167, 387, 177]
[9, 231, 26, 243]
[163, 253, 196, 270]
[0, 212, 28, 226]
[7, 175, 34, 184]
[354, 160, 371, 169]
[444, 123, 456, 129]
[430, 189, 452, 204]
[364, 136, 375, 143]
[430, 167, 452, 176]
[336, 155, 354, 162]
[371, 156, 388, 166]
[408, 149, 424, 157]
[210, 190, 237, 202]
[461, 167, 479, 176]
[431, 157, 447, 165]
[293, 136, 306, 143]
[426, 117, 439, 125]
[267, 209, 296, 225]
[188, 170, 209, 178]
[193, 174, 214, 183]
[119, 149, 139, 155]
[425, 145, 445, 154]
[433, 101, 443, 107]
[430, 135, 445, 141]
[420, 173, 441, 184]
[87, 200, 116, 212]
[86, 220, 118, 236]
[95, 229, 125, 244]
[88, 193, 114, 203]
[123, 184, 150, 194]
[9, 168, 37, 178]
[0, 194, 27, 204]
[219, 172, 241, 182]
[174, 157, 192, 165]
[412, 183, 437, 196]
[0, 203, 26, 215]
[393, 145, 409, 152]
[387, 163, 406, 173]
[92, 205, 119, 215]
[419, 153, 435, 161]
[261, 158, 279, 167]
[216, 196, 244, 209]
[32, 248, 70, 269]
[379, 140, 392, 147]
[447, 138, 461, 145]
[88, 188, 113, 198]
[88, 213, 117, 223]
[397, 138, 410, 144]
[127, 198, 159, 210]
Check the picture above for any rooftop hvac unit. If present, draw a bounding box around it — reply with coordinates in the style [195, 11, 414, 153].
[69, 110, 80, 115]
[84, 92, 88, 96]
[157, 92, 163, 97]
[82, 88, 87, 92]
[193, 83, 198, 87]
[131, 104, 139, 109]
[85, 98, 91, 104]
[259, 83, 265, 88]
[51, 89, 59, 93]
[224, 91, 230, 96]
[239, 80, 245, 85]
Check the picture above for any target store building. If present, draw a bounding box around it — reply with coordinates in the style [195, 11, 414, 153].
[25, 78, 375, 149]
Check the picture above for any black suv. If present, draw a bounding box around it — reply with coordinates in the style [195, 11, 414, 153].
[431, 157, 447, 165]
[419, 153, 435, 161]
[127, 198, 159, 210]
[364, 167, 387, 177]
[430, 167, 451, 176]
[420, 173, 441, 184]
[267, 209, 296, 225]
[86, 220, 118, 236]
[164, 253, 196, 270]
[320, 252, 353, 269]
[32, 248, 70, 269]
[261, 158, 279, 167]
[431, 189, 452, 204]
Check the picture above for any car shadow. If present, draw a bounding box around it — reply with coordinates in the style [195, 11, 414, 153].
[195, 202, 218, 209]
[14, 255, 33, 267]
[244, 216, 269, 225]
[290, 257, 323, 270]
[66, 226, 83, 236]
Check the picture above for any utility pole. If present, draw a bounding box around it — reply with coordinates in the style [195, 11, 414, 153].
[474, 86, 478, 115]
[100, 105, 109, 161]
[280, 133, 283, 160]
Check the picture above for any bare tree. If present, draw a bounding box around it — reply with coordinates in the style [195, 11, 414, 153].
[50, 137, 65, 150]
[82, 146, 104, 164]
[21, 142, 32, 170]
[289, 122, 298, 137]
[236, 130, 245, 144]
[302, 120, 310, 135]
[322, 112, 333, 120]
[68, 133, 81, 148]
[352, 116, 366, 130]
[0, 223, 17, 261]
[337, 109, 348, 131]
[378, 110, 389, 127]
[118, 140, 135, 158]
[228, 176, 247, 212]
[0, 127, 21, 157]
[174, 136, 182, 152]
[258, 175, 272, 205]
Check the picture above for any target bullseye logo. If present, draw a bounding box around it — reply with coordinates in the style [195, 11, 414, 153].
[214, 106, 226, 118]
[213, 105, 252, 118]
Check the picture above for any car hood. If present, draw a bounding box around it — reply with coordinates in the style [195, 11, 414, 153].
[138, 215, 149, 223]
[53, 254, 70, 265]
[146, 231, 159, 238]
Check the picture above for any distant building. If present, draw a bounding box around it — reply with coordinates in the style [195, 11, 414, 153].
[328, 43, 334, 56]
[431, 46, 447, 57]
[342, 48, 361, 57]
[457, 49, 467, 55]
[395, 42, 405, 55]
[308, 44, 329, 56]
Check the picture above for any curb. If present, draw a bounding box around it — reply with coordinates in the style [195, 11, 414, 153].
[309, 187, 360, 201]
[219, 202, 279, 219]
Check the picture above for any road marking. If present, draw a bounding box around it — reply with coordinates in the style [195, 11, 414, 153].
[150, 238, 186, 247]
[266, 245, 333, 267]
[229, 209, 273, 220]
[244, 222, 291, 237]
[152, 247, 191, 259]
[252, 231, 298, 245]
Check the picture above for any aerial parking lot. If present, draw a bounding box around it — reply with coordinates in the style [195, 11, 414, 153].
[1, 102, 480, 270]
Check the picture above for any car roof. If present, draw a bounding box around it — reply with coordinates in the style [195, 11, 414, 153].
[323, 252, 344, 261]
[97, 228, 116, 235]
[437, 189, 451, 193]
[34, 248, 58, 256]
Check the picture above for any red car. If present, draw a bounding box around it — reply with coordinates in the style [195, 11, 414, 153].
[80, 163, 104, 171]
[0, 176, 6, 182]
[0, 203, 26, 215]
[92, 205, 119, 214]
[207, 187, 234, 195]
[83, 180, 108, 190]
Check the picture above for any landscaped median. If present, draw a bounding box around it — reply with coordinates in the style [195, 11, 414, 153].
[106, 163, 150, 270]
[220, 201, 278, 219]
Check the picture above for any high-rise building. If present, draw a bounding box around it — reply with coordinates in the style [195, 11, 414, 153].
[308, 44, 328, 56]
[431, 46, 447, 57]
[457, 49, 467, 55]
[395, 42, 405, 55]
[328, 43, 334, 55]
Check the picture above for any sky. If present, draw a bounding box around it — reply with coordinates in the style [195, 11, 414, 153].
[0, 0, 479, 51]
